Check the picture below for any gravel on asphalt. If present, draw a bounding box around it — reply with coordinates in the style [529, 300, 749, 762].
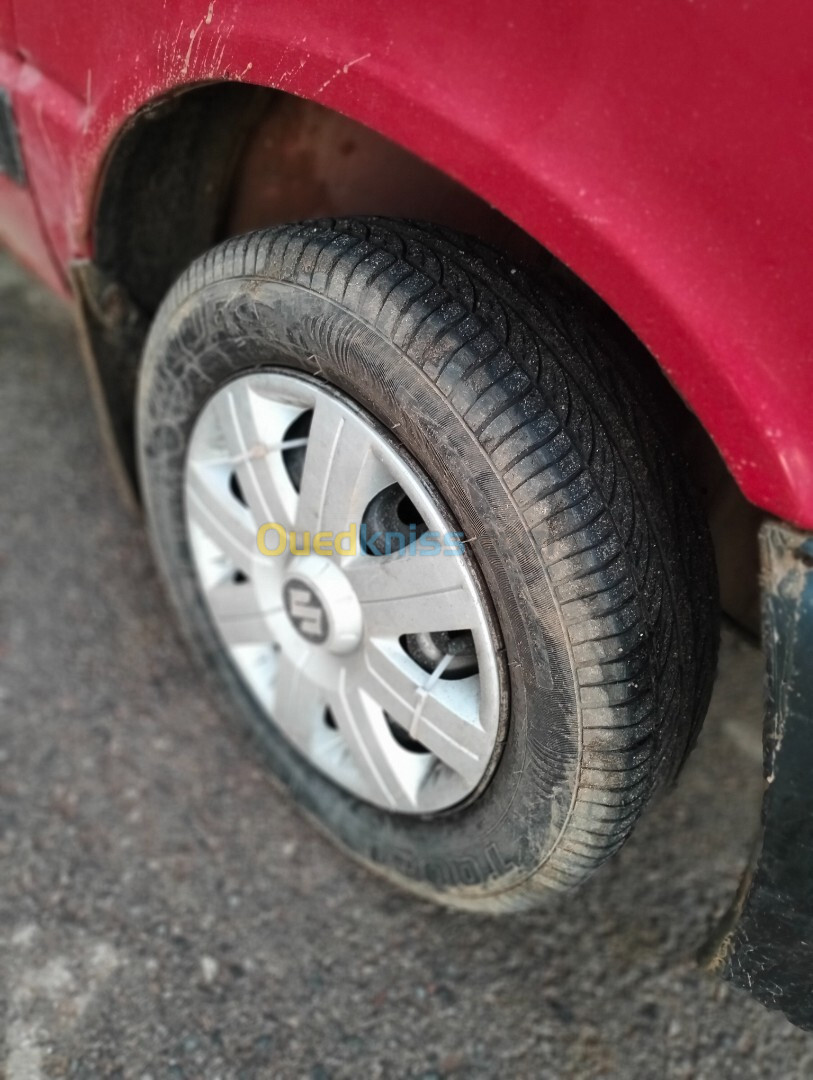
[0, 252, 809, 1079]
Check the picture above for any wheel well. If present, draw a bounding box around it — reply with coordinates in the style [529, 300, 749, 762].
[79, 80, 557, 502]
[93, 81, 267, 314]
[79, 80, 759, 627]
[92, 81, 549, 317]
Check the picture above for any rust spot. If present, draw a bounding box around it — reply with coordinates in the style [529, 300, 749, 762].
[225, 93, 544, 270]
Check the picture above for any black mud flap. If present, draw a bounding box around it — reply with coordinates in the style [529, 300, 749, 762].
[704, 520, 813, 1028]
[70, 260, 148, 512]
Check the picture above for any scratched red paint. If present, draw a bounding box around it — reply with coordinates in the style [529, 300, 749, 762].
[1, 1, 811, 527]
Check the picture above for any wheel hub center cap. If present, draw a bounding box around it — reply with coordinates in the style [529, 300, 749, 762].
[282, 554, 363, 654]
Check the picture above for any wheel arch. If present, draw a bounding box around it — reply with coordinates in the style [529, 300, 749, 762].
[79, 79, 563, 499]
[79, 75, 785, 539]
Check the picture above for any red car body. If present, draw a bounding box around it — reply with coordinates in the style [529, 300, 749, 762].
[3, 0, 813, 1028]
[0, 0, 812, 529]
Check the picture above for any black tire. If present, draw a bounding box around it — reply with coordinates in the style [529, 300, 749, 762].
[138, 218, 719, 911]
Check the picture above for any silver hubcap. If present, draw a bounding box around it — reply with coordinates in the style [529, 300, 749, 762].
[184, 371, 501, 814]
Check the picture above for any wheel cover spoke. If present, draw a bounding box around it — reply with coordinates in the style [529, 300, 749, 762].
[344, 551, 477, 635]
[186, 464, 259, 579]
[295, 394, 392, 537]
[326, 669, 427, 809]
[209, 380, 302, 532]
[205, 578, 285, 647]
[271, 649, 323, 742]
[359, 640, 491, 786]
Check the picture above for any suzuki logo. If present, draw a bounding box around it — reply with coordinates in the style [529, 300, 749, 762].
[283, 580, 329, 644]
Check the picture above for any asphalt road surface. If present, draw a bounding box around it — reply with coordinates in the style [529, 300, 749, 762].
[0, 252, 810, 1079]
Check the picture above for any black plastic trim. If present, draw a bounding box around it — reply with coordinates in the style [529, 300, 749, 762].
[705, 520, 813, 1029]
[0, 87, 26, 185]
